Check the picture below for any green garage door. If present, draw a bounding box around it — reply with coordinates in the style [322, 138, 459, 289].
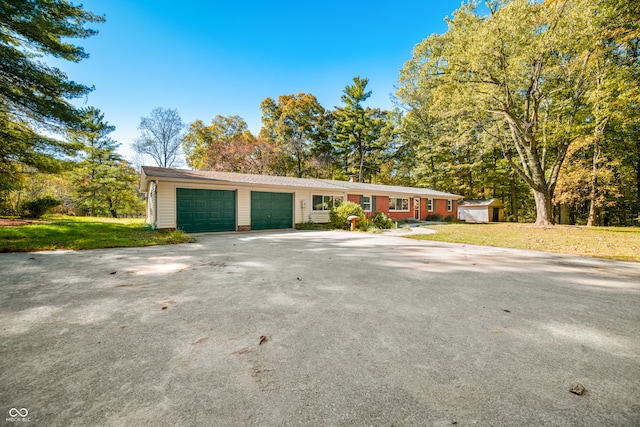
[251, 191, 293, 230]
[176, 188, 236, 233]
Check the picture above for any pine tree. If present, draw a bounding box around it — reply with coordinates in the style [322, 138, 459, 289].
[0, 0, 104, 194]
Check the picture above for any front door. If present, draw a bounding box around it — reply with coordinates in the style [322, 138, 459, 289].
[414, 197, 420, 220]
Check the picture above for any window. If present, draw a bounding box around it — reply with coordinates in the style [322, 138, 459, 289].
[427, 198, 433, 212]
[389, 197, 410, 211]
[360, 195, 371, 212]
[312, 195, 343, 211]
[446, 199, 453, 212]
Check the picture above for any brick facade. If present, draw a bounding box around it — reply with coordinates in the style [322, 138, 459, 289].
[347, 194, 458, 221]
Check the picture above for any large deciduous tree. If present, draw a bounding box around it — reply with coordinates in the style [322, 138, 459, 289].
[259, 93, 327, 178]
[0, 0, 104, 195]
[555, 0, 640, 226]
[183, 115, 276, 173]
[132, 107, 185, 168]
[398, 0, 606, 225]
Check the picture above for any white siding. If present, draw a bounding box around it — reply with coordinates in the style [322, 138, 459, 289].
[237, 188, 251, 227]
[459, 206, 489, 223]
[156, 182, 176, 229]
[153, 178, 347, 229]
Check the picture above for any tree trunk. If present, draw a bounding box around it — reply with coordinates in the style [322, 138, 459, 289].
[636, 137, 640, 223]
[532, 188, 553, 226]
[587, 142, 600, 227]
[108, 198, 118, 218]
[358, 145, 365, 183]
[510, 174, 519, 222]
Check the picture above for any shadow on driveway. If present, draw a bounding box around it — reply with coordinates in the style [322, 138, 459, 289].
[1, 230, 639, 426]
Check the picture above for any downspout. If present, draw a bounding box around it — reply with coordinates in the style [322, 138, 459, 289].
[149, 180, 158, 229]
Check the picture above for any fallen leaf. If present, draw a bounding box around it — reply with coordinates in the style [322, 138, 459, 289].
[166, 299, 177, 305]
[259, 335, 268, 345]
[570, 384, 586, 395]
[503, 309, 511, 313]
[110, 271, 117, 275]
[161, 306, 168, 310]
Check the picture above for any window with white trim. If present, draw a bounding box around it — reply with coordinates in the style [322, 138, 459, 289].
[389, 197, 410, 211]
[446, 199, 453, 212]
[360, 196, 372, 212]
[312, 195, 343, 211]
[427, 198, 434, 212]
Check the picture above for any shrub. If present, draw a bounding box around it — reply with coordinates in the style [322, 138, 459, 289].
[426, 213, 443, 222]
[370, 211, 394, 229]
[444, 214, 455, 222]
[19, 196, 60, 218]
[329, 201, 366, 230]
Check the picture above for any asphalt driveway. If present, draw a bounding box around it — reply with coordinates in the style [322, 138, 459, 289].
[1, 230, 639, 426]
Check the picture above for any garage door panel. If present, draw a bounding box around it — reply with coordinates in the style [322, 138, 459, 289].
[251, 191, 293, 230]
[176, 188, 236, 233]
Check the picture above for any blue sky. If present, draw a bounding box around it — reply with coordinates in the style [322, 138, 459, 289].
[59, 0, 465, 161]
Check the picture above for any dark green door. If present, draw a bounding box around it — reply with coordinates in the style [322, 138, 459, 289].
[176, 188, 236, 233]
[251, 191, 293, 230]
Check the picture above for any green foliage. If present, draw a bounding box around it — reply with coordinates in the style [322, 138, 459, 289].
[426, 213, 443, 222]
[19, 196, 60, 218]
[259, 93, 329, 178]
[69, 108, 144, 218]
[0, 0, 104, 195]
[295, 222, 330, 231]
[397, 0, 633, 225]
[370, 212, 394, 229]
[328, 201, 366, 231]
[0, 216, 194, 252]
[333, 77, 390, 183]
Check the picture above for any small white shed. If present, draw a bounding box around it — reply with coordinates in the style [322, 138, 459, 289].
[458, 199, 504, 223]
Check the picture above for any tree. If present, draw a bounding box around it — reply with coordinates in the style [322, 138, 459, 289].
[334, 77, 389, 183]
[556, 0, 640, 226]
[70, 108, 143, 217]
[398, 0, 605, 225]
[183, 115, 275, 173]
[259, 93, 327, 178]
[132, 107, 185, 168]
[0, 0, 104, 196]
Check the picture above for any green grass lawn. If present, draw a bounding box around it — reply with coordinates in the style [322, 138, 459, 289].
[407, 223, 640, 262]
[0, 216, 194, 252]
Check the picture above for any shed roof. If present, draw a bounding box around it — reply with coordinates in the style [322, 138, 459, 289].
[458, 198, 504, 207]
[140, 166, 463, 199]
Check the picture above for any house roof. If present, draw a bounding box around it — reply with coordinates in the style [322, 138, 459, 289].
[140, 166, 463, 199]
[458, 198, 504, 207]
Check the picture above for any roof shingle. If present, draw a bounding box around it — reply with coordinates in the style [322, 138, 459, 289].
[141, 166, 462, 199]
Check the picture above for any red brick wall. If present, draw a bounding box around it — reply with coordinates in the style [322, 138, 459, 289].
[429, 198, 457, 219]
[375, 195, 389, 214]
[347, 194, 458, 221]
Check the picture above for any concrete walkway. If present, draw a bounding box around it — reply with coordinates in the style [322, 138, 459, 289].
[1, 231, 639, 426]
